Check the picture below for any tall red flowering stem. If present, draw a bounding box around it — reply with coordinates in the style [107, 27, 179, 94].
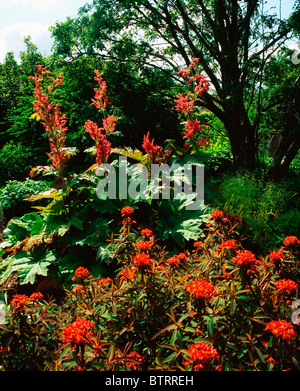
[85, 70, 117, 165]
[175, 58, 210, 150]
[29, 65, 69, 176]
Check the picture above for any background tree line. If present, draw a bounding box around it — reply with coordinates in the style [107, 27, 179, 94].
[0, 0, 299, 187]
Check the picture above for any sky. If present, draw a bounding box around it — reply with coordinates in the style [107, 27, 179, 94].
[0, 0, 298, 63]
[0, 0, 90, 62]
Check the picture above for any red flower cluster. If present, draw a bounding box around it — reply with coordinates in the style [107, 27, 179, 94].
[265, 319, 296, 342]
[125, 352, 144, 370]
[62, 318, 94, 347]
[193, 241, 203, 248]
[85, 70, 117, 165]
[231, 250, 260, 271]
[133, 252, 153, 268]
[275, 279, 298, 294]
[183, 119, 208, 140]
[121, 206, 134, 217]
[167, 256, 180, 268]
[183, 341, 219, 370]
[174, 93, 194, 115]
[210, 209, 224, 221]
[268, 247, 285, 263]
[72, 267, 91, 282]
[142, 132, 167, 163]
[136, 241, 153, 251]
[186, 279, 218, 300]
[120, 267, 137, 282]
[283, 236, 300, 247]
[11, 292, 43, 311]
[141, 228, 153, 238]
[84, 120, 112, 165]
[98, 277, 112, 286]
[102, 114, 117, 135]
[91, 70, 110, 110]
[167, 253, 187, 268]
[219, 240, 237, 251]
[178, 58, 210, 96]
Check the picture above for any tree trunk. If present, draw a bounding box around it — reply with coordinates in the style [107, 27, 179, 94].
[269, 133, 300, 180]
[225, 121, 257, 169]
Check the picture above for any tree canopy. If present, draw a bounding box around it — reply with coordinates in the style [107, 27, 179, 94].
[50, 0, 300, 174]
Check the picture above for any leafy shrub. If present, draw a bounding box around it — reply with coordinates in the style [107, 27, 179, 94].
[0, 179, 49, 220]
[0, 211, 299, 371]
[0, 142, 36, 186]
[0, 63, 212, 286]
[216, 171, 300, 249]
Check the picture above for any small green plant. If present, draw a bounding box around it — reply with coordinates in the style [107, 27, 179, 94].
[0, 142, 36, 187]
[0, 179, 49, 220]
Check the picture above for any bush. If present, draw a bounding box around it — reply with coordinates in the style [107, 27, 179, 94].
[216, 171, 300, 249]
[0, 142, 35, 187]
[0, 179, 49, 220]
[0, 211, 299, 371]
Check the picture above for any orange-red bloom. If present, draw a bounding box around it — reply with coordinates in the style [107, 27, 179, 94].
[91, 70, 110, 110]
[210, 209, 224, 221]
[120, 267, 137, 282]
[142, 132, 164, 163]
[29, 65, 68, 173]
[121, 206, 134, 217]
[265, 319, 296, 342]
[183, 119, 208, 140]
[275, 279, 298, 294]
[283, 236, 300, 247]
[141, 228, 153, 238]
[218, 240, 237, 251]
[186, 279, 218, 300]
[269, 246, 285, 263]
[11, 292, 44, 311]
[62, 319, 94, 346]
[136, 241, 153, 251]
[133, 252, 153, 268]
[125, 352, 144, 370]
[11, 294, 30, 311]
[84, 120, 111, 165]
[183, 341, 219, 370]
[29, 292, 44, 302]
[231, 250, 260, 270]
[167, 256, 180, 268]
[98, 277, 112, 286]
[174, 93, 194, 115]
[72, 267, 91, 281]
[193, 241, 203, 248]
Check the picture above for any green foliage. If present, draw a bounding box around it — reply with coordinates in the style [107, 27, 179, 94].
[0, 179, 49, 219]
[216, 171, 300, 248]
[0, 215, 299, 371]
[0, 142, 37, 187]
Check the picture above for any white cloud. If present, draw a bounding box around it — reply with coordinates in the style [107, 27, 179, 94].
[0, 22, 52, 62]
[0, 0, 64, 14]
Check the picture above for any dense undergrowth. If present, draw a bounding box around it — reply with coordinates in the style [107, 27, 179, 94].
[0, 208, 299, 371]
[0, 61, 299, 371]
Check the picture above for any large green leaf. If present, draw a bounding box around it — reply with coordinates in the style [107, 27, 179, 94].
[155, 198, 212, 246]
[3, 212, 43, 241]
[0, 250, 56, 285]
